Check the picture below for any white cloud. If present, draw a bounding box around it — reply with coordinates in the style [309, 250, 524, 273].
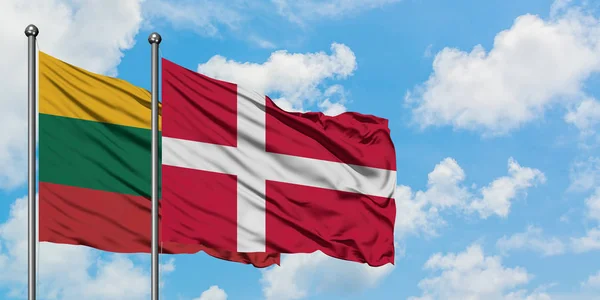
[272, 0, 401, 24]
[394, 185, 445, 239]
[565, 98, 600, 137]
[396, 157, 545, 239]
[409, 243, 543, 300]
[0, 196, 174, 299]
[419, 157, 470, 209]
[318, 99, 347, 116]
[0, 0, 145, 189]
[197, 43, 356, 112]
[160, 257, 176, 273]
[406, 4, 600, 135]
[569, 157, 600, 192]
[571, 228, 600, 253]
[570, 189, 600, 253]
[317, 85, 348, 116]
[260, 251, 394, 300]
[469, 158, 546, 218]
[496, 226, 566, 257]
[394, 158, 467, 238]
[581, 270, 600, 289]
[194, 285, 228, 300]
[585, 188, 600, 222]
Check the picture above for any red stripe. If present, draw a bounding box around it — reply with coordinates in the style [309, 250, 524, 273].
[266, 97, 396, 170]
[162, 58, 237, 146]
[161, 165, 238, 251]
[39, 182, 279, 267]
[265, 182, 395, 266]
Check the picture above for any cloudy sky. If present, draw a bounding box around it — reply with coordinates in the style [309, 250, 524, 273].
[1, 0, 600, 299]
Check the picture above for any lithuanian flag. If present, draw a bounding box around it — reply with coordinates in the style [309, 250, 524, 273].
[38, 51, 279, 267]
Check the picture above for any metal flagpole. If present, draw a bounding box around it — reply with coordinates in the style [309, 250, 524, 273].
[148, 32, 162, 300]
[25, 24, 39, 300]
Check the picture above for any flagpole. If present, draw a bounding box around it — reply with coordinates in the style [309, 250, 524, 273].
[24, 24, 39, 300]
[149, 32, 162, 300]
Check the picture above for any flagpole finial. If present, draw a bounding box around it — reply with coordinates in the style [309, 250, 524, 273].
[24, 24, 39, 37]
[148, 32, 162, 45]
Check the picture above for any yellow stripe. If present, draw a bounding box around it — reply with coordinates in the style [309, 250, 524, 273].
[39, 51, 161, 130]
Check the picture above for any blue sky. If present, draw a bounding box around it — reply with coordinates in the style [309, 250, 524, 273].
[1, 0, 600, 299]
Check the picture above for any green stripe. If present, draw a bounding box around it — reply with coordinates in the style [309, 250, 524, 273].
[40, 113, 161, 197]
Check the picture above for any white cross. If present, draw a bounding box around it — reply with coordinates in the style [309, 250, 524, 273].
[162, 86, 397, 252]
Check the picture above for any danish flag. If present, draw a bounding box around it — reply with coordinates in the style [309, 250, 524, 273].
[161, 59, 397, 267]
